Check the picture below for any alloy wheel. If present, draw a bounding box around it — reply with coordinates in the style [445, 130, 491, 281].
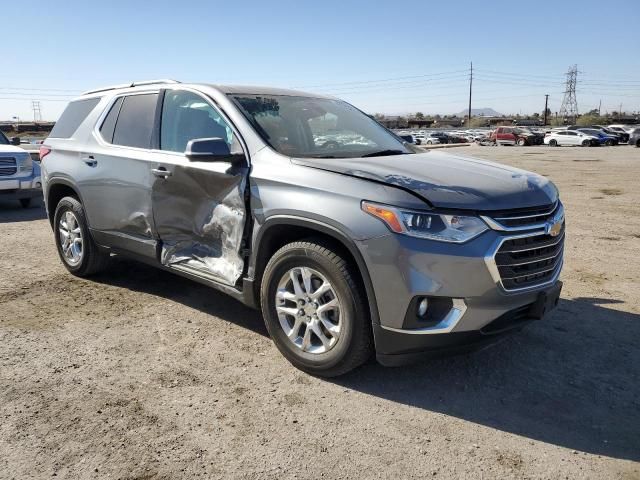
[275, 266, 342, 354]
[58, 210, 83, 266]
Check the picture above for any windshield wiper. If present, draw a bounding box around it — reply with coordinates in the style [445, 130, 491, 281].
[361, 149, 407, 158]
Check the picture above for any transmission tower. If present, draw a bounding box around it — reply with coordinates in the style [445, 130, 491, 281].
[559, 65, 578, 123]
[31, 100, 42, 122]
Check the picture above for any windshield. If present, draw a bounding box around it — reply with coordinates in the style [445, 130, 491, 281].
[230, 94, 412, 158]
[0, 131, 9, 145]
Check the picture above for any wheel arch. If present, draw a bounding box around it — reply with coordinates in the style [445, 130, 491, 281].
[248, 216, 380, 328]
[45, 178, 85, 227]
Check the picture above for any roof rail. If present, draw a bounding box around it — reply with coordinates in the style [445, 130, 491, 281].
[81, 79, 181, 95]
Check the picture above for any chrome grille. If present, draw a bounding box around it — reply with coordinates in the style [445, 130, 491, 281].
[495, 225, 565, 291]
[484, 201, 559, 229]
[0, 156, 17, 176]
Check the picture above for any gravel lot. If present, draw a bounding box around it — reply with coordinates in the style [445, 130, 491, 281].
[1, 145, 639, 479]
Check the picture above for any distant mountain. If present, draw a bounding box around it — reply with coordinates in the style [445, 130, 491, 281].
[458, 108, 503, 117]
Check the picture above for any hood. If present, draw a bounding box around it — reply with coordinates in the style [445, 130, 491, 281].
[292, 151, 558, 211]
[0, 145, 29, 154]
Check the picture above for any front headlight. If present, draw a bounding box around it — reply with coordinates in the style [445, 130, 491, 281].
[17, 152, 33, 174]
[362, 201, 488, 243]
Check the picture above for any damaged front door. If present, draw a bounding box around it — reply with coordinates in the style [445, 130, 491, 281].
[151, 89, 249, 286]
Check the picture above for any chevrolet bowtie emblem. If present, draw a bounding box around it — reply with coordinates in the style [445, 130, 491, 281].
[546, 219, 563, 237]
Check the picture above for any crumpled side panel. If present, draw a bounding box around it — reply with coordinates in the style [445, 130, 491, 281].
[153, 166, 247, 286]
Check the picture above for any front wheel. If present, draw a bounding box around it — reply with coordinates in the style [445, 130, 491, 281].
[605, 139, 614, 146]
[517, 138, 527, 146]
[549, 139, 558, 147]
[260, 240, 373, 377]
[53, 196, 110, 276]
[582, 140, 591, 147]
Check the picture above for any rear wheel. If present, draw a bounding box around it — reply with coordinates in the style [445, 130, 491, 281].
[636, 139, 640, 148]
[53, 196, 110, 276]
[549, 139, 558, 147]
[582, 139, 591, 147]
[517, 138, 527, 146]
[261, 240, 372, 377]
[605, 139, 615, 146]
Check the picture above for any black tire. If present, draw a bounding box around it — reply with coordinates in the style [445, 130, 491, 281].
[605, 139, 614, 147]
[260, 240, 373, 377]
[549, 139, 558, 147]
[636, 139, 640, 148]
[582, 140, 590, 147]
[53, 196, 110, 277]
[517, 138, 527, 146]
[19, 198, 32, 208]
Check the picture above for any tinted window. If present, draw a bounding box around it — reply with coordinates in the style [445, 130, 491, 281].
[160, 90, 237, 153]
[0, 131, 8, 145]
[112, 94, 158, 148]
[99, 97, 124, 143]
[49, 97, 101, 138]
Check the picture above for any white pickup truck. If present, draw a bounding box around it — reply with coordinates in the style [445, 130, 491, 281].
[0, 130, 42, 208]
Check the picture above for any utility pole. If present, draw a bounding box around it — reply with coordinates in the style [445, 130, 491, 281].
[598, 99, 602, 116]
[543, 94, 549, 126]
[619, 103, 623, 115]
[467, 61, 473, 128]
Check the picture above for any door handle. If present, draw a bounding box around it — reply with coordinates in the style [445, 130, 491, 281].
[82, 155, 97, 167]
[151, 167, 172, 178]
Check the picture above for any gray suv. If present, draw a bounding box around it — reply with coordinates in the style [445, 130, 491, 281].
[42, 80, 564, 376]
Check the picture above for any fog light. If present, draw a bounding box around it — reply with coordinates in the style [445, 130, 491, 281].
[417, 298, 429, 317]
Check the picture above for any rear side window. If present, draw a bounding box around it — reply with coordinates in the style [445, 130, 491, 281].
[112, 94, 158, 148]
[99, 97, 124, 143]
[49, 97, 101, 138]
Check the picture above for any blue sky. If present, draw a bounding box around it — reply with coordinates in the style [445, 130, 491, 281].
[2, 0, 639, 120]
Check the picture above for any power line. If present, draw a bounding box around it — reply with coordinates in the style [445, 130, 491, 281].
[292, 69, 469, 89]
[0, 86, 81, 92]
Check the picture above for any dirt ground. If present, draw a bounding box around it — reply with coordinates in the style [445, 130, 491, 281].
[1, 145, 639, 479]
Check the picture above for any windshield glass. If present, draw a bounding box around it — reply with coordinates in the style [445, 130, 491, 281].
[230, 94, 412, 158]
[0, 131, 9, 145]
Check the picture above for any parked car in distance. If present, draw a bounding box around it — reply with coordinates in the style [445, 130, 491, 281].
[397, 133, 418, 145]
[490, 126, 544, 146]
[544, 130, 599, 147]
[0, 130, 42, 207]
[423, 133, 442, 145]
[592, 125, 629, 143]
[608, 124, 638, 134]
[567, 125, 628, 144]
[42, 80, 565, 376]
[576, 128, 618, 146]
[629, 128, 640, 147]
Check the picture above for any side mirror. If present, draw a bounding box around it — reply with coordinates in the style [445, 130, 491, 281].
[185, 137, 237, 163]
[10, 136, 21, 146]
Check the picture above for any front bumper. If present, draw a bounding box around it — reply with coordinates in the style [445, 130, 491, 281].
[355, 227, 564, 361]
[375, 282, 562, 365]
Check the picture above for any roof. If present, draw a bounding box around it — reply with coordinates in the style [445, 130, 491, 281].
[81, 79, 332, 99]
